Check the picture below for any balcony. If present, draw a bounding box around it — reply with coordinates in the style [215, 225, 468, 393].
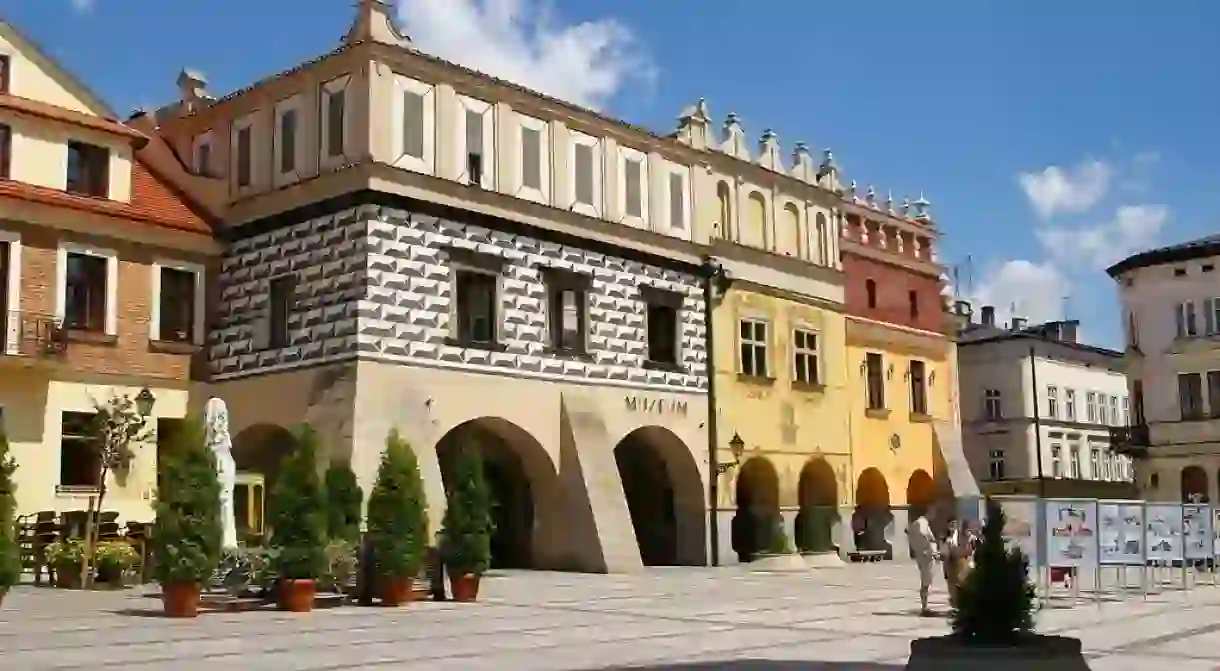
[1109, 424, 1150, 459]
[0, 310, 68, 360]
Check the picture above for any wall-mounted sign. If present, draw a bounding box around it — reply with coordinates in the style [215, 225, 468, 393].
[624, 396, 688, 416]
[889, 433, 901, 452]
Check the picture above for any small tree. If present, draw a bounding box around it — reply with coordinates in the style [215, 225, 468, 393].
[439, 447, 493, 576]
[84, 393, 154, 586]
[952, 499, 1036, 644]
[269, 425, 327, 581]
[150, 418, 222, 586]
[324, 459, 363, 544]
[366, 430, 428, 582]
[0, 430, 21, 592]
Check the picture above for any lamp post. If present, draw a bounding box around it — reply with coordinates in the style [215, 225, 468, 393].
[709, 432, 746, 567]
[719, 433, 745, 474]
[701, 256, 733, 567]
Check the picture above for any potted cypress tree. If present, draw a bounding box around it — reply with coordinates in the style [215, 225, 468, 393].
[439, 447, 492, 602]
[365, 429, 428, 606]
[0, 429, 20, 607]
[324, 458, 362, 545]
[907, 499, 1088, 670]
[150, 418, 222, 618]
[269, 424, 327, 612]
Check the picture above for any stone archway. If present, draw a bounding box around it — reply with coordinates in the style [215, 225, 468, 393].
[435, 417, 559, 570]
[1181, 465, 1209, 503]
[853, 467, 892, 556]
[796, 458, 839, 553]
[906, 469, 936, 520]
[613, 426, 706, 566]
[733, 456, 780, 562]
[230, 423, 297, 542]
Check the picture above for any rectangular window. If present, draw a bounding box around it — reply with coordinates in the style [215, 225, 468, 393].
[268, 275, 294, 349]
[235, 126, 252, 187]
[866, 352, 885, 410]
[1208, 372, 1220, 418]
[279, 109, 297, 173]
[1179, 372, 1204, 420]
[1046, 385, 1058, 419]
[645, 302, 679, 365]
[0, 55, 9, 93]
[401, 90, 426, 160]
[624, 158, 643, 218]
[739, 319, 768, 378]
[984, 388, 1002, 420]
[159, 267, 196, 343]
[792, 328, 819, 385]
[1176, 301, 1198, 338]
[1121, 396, 1129, 425]
[544, 272, 587, 353]
[909, 360, 928, 415]
[454, 270, 498, 345]
[1086, 391, 1098, 423]
[669, 172, 685, 230]
[465, 109, 484, 185]
[909, 290, 919, 319]
[1070, 447, 1081, 479]
[1132, 380, 1145, 424]
[1108, 395, 1119, 426]
[1206, 298, 1220, 335]
[1090, 448, 1100, 479]
[66, 141, 109, 197]
[196, 139, 211, 177]
[988, 449, 1005, 481]
[326, 88, 346, 157]
[574, 143, 594, 206]
[64, 252, 107, 331]
[1065, 389, 1077, 421]
[0, 124, 9, 180]
[1126, 311, 1139, 347]
[1051, 444, 1063, 478]
[60, 411, 100, 490]
[521, 127, 542, 191]
[1098, 394, 1108, 425]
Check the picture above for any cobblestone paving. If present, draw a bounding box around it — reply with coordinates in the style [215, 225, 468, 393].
[3, 564, 1220, 669]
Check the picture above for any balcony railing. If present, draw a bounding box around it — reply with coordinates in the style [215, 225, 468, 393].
[0, 310, 68, 358]
[1109, 424, 1150, 459]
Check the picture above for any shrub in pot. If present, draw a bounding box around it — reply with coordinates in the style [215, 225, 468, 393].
[366, 429, 428, 606]
[47, 540, 86, 589]
[94, 541, 139, 588]
[440, 446, 492, 602]
[150, 417, 222, 617]
[0, 430, 19, 606]
[324, 459, 363, 545]
[269, 424, 327, 612]
[906, 499, 1088, 671]
[321, 539, 358, 596]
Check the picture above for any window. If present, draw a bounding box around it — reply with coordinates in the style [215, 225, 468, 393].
[1209, 373, 1220, 418]
[465, 109, 485, 185]
[1174, 268, 1187, 277]
[543, 269, 588, 353]
[1179, 373, 1204, 420]
[1176, 301, 1198, 338]
[268, 275, 294, 349]
[158, 267, 197, 343]
[0, 124, 9, 180]
[326, 88, 346, 157]
[866, 352, 885, 410]
[521, 127, 542, 191]
[1065, 389, 1076, 420]
[235, 126, 252, 188]
[278, 108, 297, 173]
[739, 319, 768, 377]
[624, 157, 644, 218]
[1132, 380, 1145, 424]
[195, 138, 212, 176]
[0, 54, 9, 93]
[1108, 395, 1119, 426]
[66, 141, 108, 197]
[641, 287, 680, 367]
[1051, 445, 1063, 478]
[1121, 396, 1129, 425]
[908, 290, 919, 319]
[815, 213, 829, 265]
[1090, 448, 1100, 479]
[865, 279, 877, 309]
[1086, 392, 1098, 423]
[1046, 386, 1058, 419]
[1070, 447, 1081, 479]
[1126, 311, 1139, 347]
[1098, 394, 1108, 425]
[716, 181, 732, 237]
[64, 252, 107, 331]
[574, 143, 594, 206]
[669, 171, 686, 230]
[988, 450, 1005, 481]
[454, 269, 498, 345]
[402, 89, 426, 160]
[909, 360, 928, 415]
[60, 411, 99, 490]
[984, 388, 1002, 420]
[792, 328, 819, 385]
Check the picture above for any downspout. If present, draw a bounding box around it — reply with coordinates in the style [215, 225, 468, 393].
[702, 257, 729, 566]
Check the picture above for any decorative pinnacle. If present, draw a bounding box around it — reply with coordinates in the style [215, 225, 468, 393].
[886, 191, 895, 213]
[866, 184, 876, 204]
[725, 112, 742, 128]
[849, 180, 858, 198]
[761, 128, 778, 143]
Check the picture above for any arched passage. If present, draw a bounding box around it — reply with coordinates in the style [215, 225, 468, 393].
[732, 456, 780, 562]
[436, 418, 559, 570]
[796, 458, 839, 553]
[613, 426, 706, 566]
[906, 469, 936, 520]
[1181, 465, 1209, 503]
[230, 423, 297, 542]
[853, 467, 892, 556]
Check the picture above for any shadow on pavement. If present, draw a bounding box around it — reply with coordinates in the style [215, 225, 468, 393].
[607, 661, 901, 670]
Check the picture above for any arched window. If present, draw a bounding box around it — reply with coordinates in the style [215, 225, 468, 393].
[815, 212, 828, 266]
[866, 279, 877, 309]
[780, 202, 801, 256]
[716, 181, 732, 238]
[745, 191, 767, 248]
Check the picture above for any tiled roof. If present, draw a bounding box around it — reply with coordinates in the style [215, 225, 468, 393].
[1107, 233, 1220, 277]
[0, 93, 147, 147]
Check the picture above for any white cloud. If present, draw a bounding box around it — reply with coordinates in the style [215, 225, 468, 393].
[1018, 160, 1113, 219]
[1036, 204, 1170, 270]
[70, 0, 93, 12]
[966, 260, 1069, 327]
[395, 0, 654, 111]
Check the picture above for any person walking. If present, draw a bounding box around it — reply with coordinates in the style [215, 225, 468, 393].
[940, 518, 968, 609]
[907, 511, 940, 617]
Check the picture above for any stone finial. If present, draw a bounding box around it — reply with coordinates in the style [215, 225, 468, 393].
[865, 184, 876, 206]
[719, 113, 750, 160]
[848, 180, 858, 200]
[901, 196, 911, 216]
[675, 97, 712, 149]
[344, 0, 411, 47]
[757, 128, 784, 172]
[679, 97, 711, 123]
[175, 69, 213, 113]
[816, 148, 843, 193]
[912, 192, 932, 221]
[791, 142, 817, 183]
[885, 191, 895, 214]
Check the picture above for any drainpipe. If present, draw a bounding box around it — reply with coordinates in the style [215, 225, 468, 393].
[1029, 343, 1047, 500]
[702, 257, 729, 566]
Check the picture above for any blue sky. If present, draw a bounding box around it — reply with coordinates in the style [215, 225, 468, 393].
[6, 0, 1218, 347]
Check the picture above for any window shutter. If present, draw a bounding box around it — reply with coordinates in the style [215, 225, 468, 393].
[522, 128, 541, 190]
[669, 172, 685, 229]
[574, 144, 594, 205]
[624, 159, 642, 217]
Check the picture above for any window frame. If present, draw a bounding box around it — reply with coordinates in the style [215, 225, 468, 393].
[457, 95, 494, 188]
[59, 410, 101, 493]
[273, 95, 304, 184]
[266, 274, 296, 350]
[230, 112, 257, 192]
[1179, 372, 1205, 420]
[908, 359, 928, 415]
[866, 352, 886, 410]
[1046, 385, 1058, 419]
[983, 388, 1002, 420]
[792, 327, 821, 387]
[568, 129, 602, 217]
[445, 247, 507, 350]
[393, 74, 436, 176]
[516, 112, 550, 205]
[65, 140, 109, 198]
[320, 75, 351, 169]
[988, 449, 1005, 481]
[1065, 388, 1077, 420]
[192, 131, 214, 177]
[664, 161, 691, 237]
[639, 284, 683, 369]
[540, 266, 590, 355]
[56, 242, 118, 336]
[738, 317, 769, 378]
[150, 259, 206, 345]
[0, 123, 10, 180]
[618, 145, 649, 229]
[0, 229, 20, 355]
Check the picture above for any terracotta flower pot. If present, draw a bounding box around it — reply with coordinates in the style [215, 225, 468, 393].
[55, 569, 82, 590]
[162, 583, 201, 618]
[449, 573, 480, 602]
[379, 577, 414, 607]
[278, 579, 316, 613]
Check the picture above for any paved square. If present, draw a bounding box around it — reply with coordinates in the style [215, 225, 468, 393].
[3, 564, 1220, 669]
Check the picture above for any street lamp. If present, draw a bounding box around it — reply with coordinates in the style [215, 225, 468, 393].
[718, 433, 746, 474]
[135, 387, 156, 417]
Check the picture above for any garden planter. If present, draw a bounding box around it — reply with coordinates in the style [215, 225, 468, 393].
[379, 577, 414, 606]
[54, 569, 82, 589]
[278, 579, 316, 613]
[162, 583, 202, 618]
[449, 573, 480, 602]
[906, 635, 1088, 671]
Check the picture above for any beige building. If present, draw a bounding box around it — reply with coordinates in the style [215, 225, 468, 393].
[0, 22, 215, 522]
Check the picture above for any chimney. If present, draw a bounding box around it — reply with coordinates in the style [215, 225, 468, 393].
[1011, 317, 1027, 331]
[953, 300, 973, 319]
[981, 305, 995, 327]
[1059, 320, 1079, 344]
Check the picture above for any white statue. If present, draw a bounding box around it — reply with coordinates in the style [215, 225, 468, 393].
[204, 397, 239, 550]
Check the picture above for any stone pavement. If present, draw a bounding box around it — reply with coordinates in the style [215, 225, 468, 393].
[4, 563, 1220, 669]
